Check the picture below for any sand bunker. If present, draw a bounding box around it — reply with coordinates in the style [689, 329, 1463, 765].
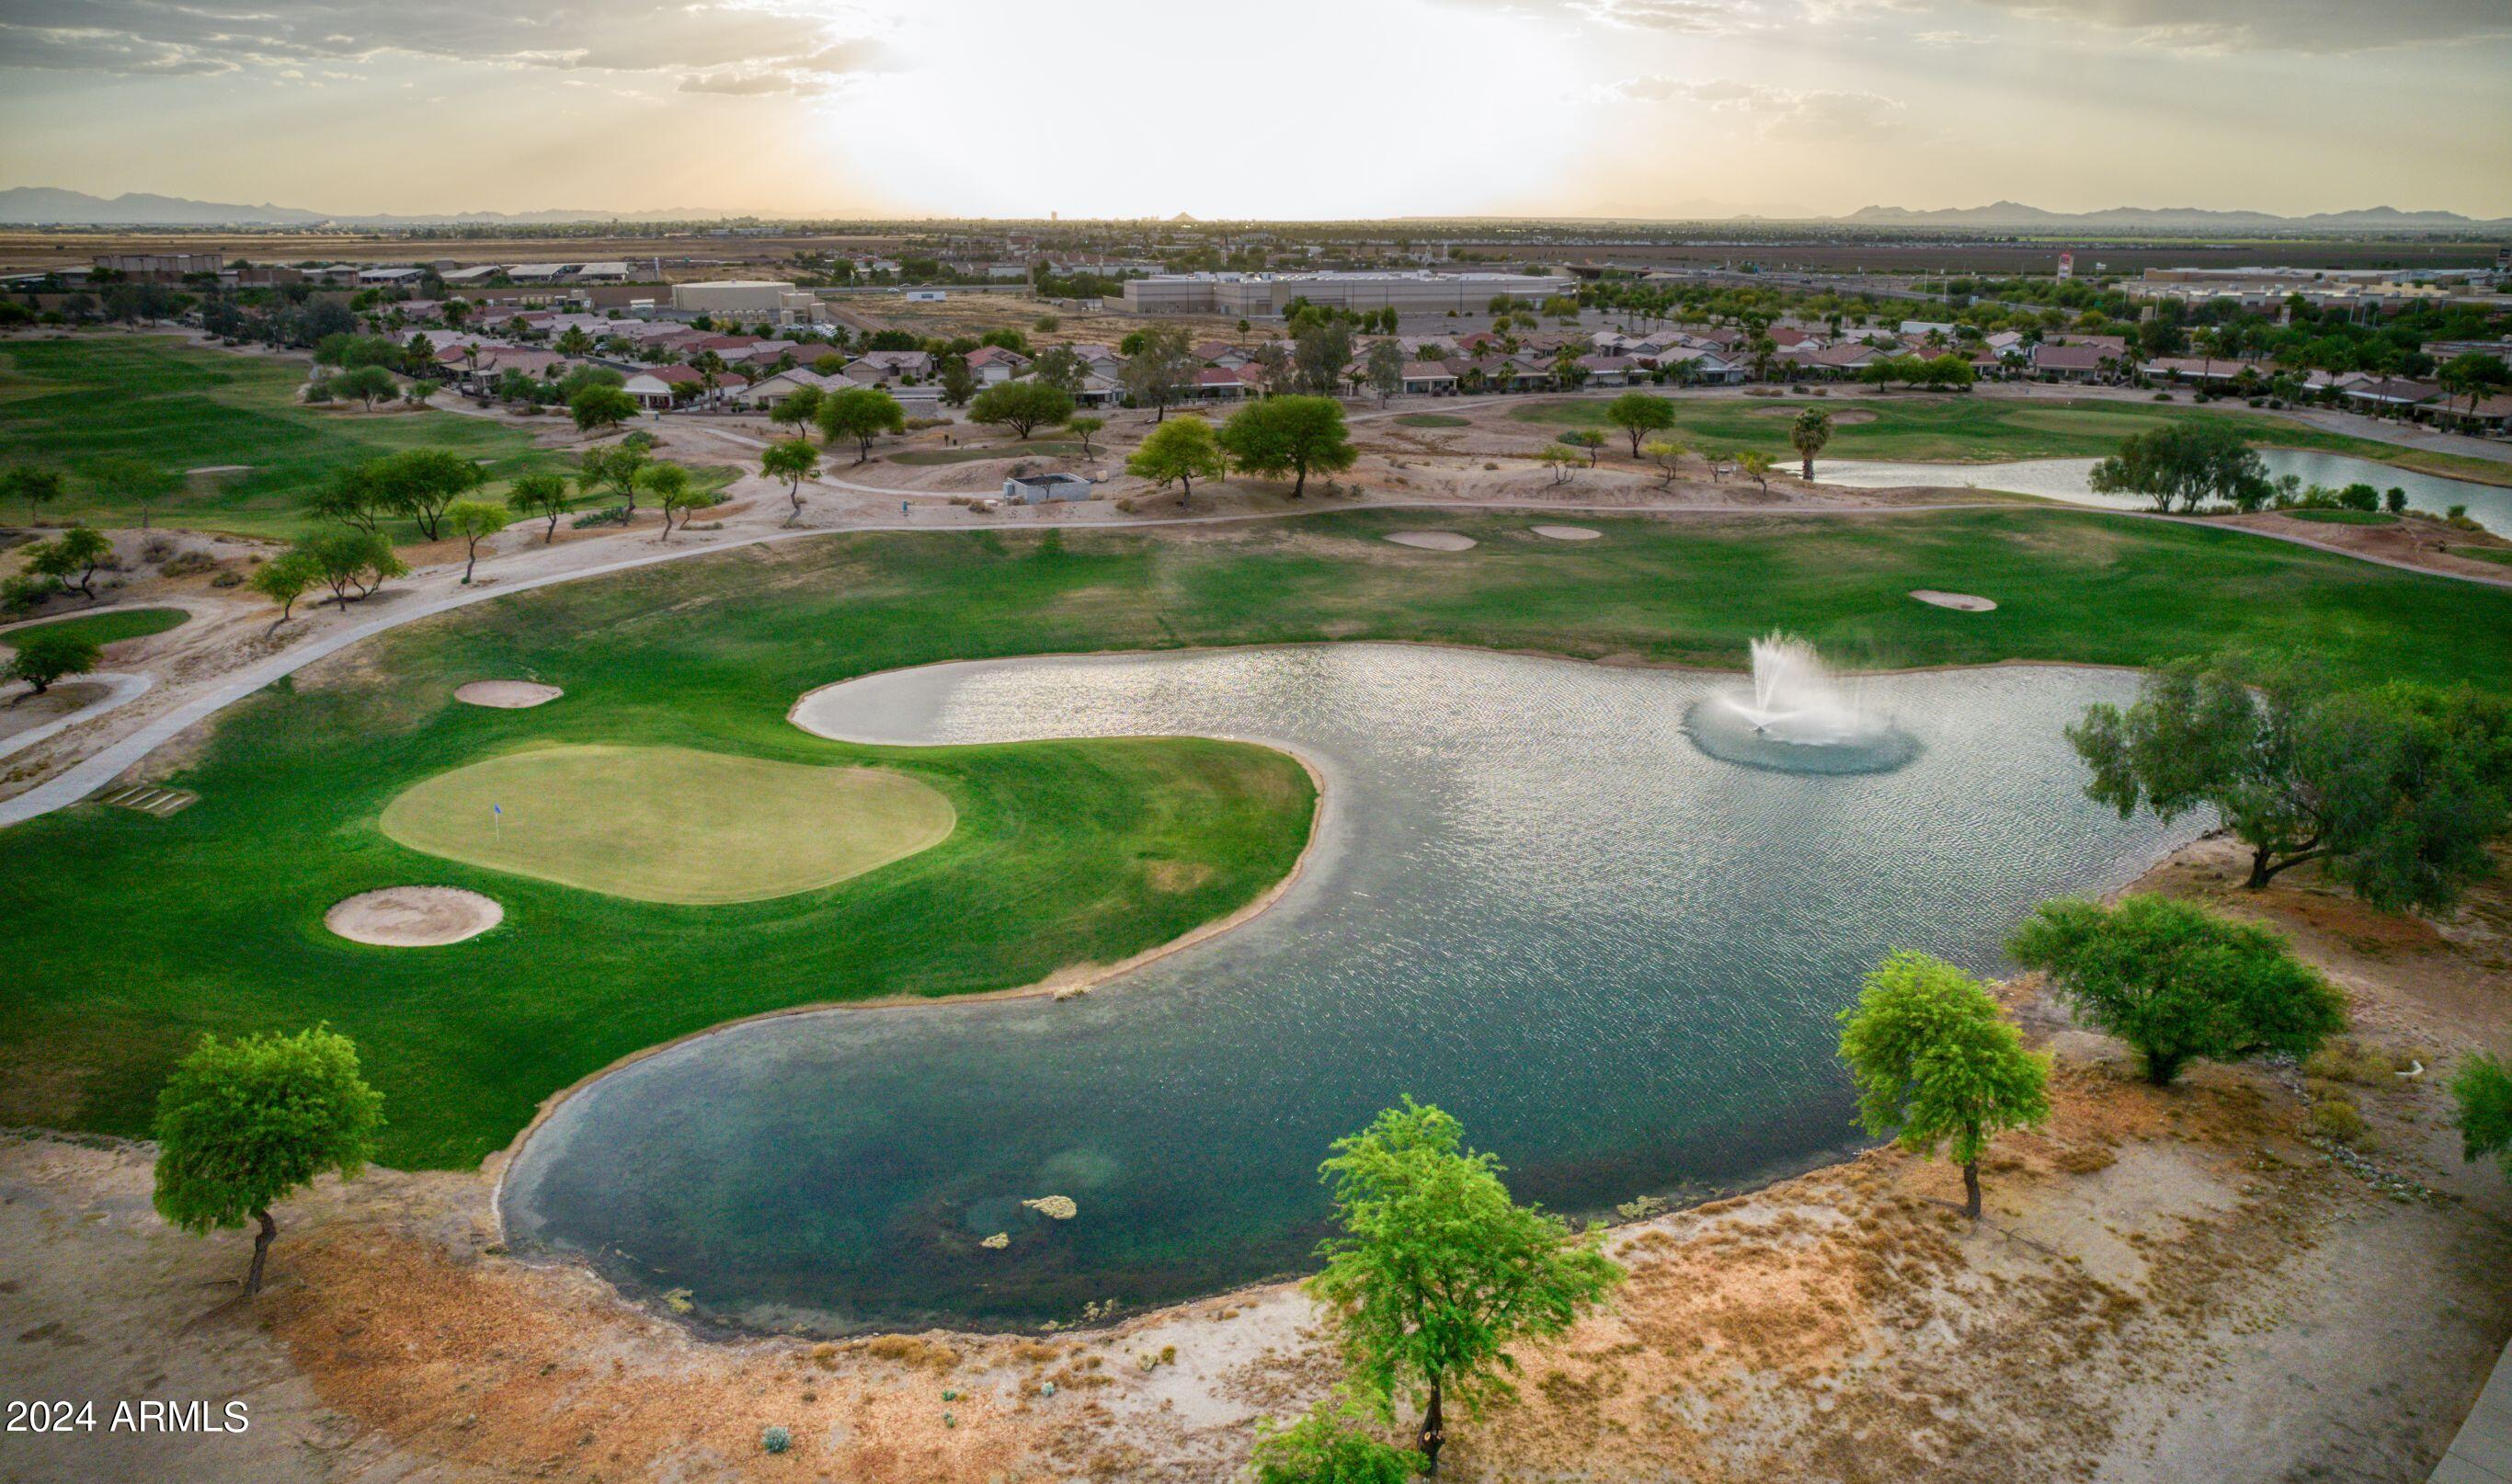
[1384, 531, 1477, 551]
[1910, 589, 1998, 612]
[455, 680, 564, 709]
[1530, 525, 1601, 542]
[326, 886, 503, 947]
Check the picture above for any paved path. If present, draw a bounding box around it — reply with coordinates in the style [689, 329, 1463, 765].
[2434, 1341, 2512, 1483]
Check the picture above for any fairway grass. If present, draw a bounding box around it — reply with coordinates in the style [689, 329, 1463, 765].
[0, 336, 563, 540]
[1507, 394, 2512, 484]
[0, 606, 188, 648]
[1392, 413, 1471, 428]
[379, 744, 956, 903]
[5, 507, 2510, 1168]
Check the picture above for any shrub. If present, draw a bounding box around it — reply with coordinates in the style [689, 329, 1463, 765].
[760, 1425, 792, 1455]
[2309, 1099, 2367, 1144]
[159, 550, 218, 578]
[210, 569, 243, 588]
[2152, 392, 2172, 402]
[2305, 1039, 2400, 1085]
[570, 506, 632, 529]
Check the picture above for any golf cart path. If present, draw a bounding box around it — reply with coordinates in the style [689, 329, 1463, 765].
[1, 495, 2505, 829]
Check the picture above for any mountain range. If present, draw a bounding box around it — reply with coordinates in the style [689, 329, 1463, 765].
[3, 186, 2506, 233]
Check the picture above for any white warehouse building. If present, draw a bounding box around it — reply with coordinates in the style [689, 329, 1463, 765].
[668, 280, 828, 325]
[1122, 270, 1576, 318]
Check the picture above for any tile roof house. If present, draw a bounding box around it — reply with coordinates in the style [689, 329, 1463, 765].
[1399, 360, 1459, 394]
[2028, 343, 2111, 381]
[963, 346, 1033, 384]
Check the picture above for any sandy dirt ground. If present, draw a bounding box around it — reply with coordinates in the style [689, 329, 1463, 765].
[4, 836, 2507, 1484]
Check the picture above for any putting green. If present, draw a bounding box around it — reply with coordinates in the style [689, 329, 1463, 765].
[378, 744, 956, 905]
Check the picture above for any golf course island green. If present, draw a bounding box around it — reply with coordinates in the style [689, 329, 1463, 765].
[378, 744, 958, 904]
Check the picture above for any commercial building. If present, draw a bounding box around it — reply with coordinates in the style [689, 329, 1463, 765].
[667, 280, 828, 325]
[1122, 270, 1576, 318]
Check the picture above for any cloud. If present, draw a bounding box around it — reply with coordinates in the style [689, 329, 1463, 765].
[1970, 0, 2512, 53]
[0, 0, 896, 83]
[1609, 75, 1908, 137]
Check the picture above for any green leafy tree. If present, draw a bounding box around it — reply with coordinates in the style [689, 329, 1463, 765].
[363, 448, 482, 541]
[291, 528, 407, 609]
[1835, 951, 2050, 1218]
[579, 442, 652, 513]
[332, 365, 396, 409]
[1029, 346, 1090, 395]
[6, 464, 66, 524]
[1640, 438, 1686, 488]
[30, 525, 112, 597]
[1604, 393, 1676, 457]
[2089, 422, 2271, 514]
[569, 384, 641, 435]
[816, 386, 908, 463]
[1294, 320, 1356, 395]
[152, 1026, 383, 1296]
[1559, 428, 1606, 467]
[1217, 395, 1356, 497]
[1067, 416, 1106, 459]
[6, 629, 99, 694]
[246, 552, 316, 625]
[1249, 1390, 1426, 1484]
[1126, 415, 1227, 507]
[90, 456, 180, 530]
[1120, 324, 1198, 422]
[2007, 894, 2347, 1086]
[2439, 352, 2510, 424]
[1736, 449, 1775, 489]
[938, 356, 979, 407]
[505, 471, 572, 543]
[1364, 339, 1407, 406]
[1788, 407, 1834, 480]
[1307, 1099, 1623, 1475]
[761, 438, 820, 522]
[770, 387, 824, 437]
[970, 380, 1076, 440]
[641, 463, 699, 537]
[442, 498, 511, 582]
[2451, 1053, 2512, 1180]
[2070, 658, 2512, 909]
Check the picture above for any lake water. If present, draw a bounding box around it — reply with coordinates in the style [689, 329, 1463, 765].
[499, 645, 2200, 1335]
[1817, 448, 2512, 534]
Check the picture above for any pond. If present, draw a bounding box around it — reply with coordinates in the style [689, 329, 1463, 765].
[499, 645, 2200, 1335]
[1816, 448, 2512, 534]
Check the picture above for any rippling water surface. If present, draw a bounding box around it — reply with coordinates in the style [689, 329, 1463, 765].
[501, 645, 2198, 1333]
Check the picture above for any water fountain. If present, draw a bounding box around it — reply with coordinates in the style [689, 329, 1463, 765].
[1684, 634, 1920, 774]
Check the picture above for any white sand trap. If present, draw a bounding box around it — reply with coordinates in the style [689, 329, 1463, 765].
[326, 886, 504, 947]
[454, 680, 564, 709]
[1384, 531, 1477, 552]
[1910, 589, 1998, 612]
[1530, 525, 1601, 542]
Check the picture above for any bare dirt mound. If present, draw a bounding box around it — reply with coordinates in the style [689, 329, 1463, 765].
[1384, 531, 1477, 551]
[1910, 589, 1997, 611]
[454, 680, 563, 709]
[326, 886, 504, 947]
[1530, 525, 1602, 542]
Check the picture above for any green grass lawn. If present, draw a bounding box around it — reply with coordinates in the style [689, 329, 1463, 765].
[889, 439, 1084, 466]
[0, 606, 188, 648]
[0, 337, 567, 542]
[5, 506, 2510, 1169]
[1506, 395, 2512, 485]
[2449, 543, 2512, 567]
[2285, 509, 2397, 526]
[1392, 413, 1471, 428]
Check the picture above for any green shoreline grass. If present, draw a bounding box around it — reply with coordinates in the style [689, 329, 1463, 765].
[5, 508, 2510, 1169]
[1506, 395, 2512, 487]
[0, 606, 188, 648]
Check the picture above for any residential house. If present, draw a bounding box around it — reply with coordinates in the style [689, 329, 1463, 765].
[2341, 378, 2441, 411]
[729, 367, 855, 410]
[844, 350, 934, 384]
[1574, 354, 1639, 387]
[964, 346, 1032, 385]
[2027, 343, 2110, 382]
[1193, 366, 1252, 400]
[1399, 360, 1459, 395]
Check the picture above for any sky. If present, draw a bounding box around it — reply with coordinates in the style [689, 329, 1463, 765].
[1, 0, 2507, 221]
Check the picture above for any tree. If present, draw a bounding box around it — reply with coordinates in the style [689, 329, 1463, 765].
[1126, 415, 1226, 507]
[152, 1026, 383, 1296]
[1364, 340, 1407, 405]
[6, 464, 66, 524]
[2007, 894, 2347, 1086]
[1249, 1391, 1426, 1484]
[1604, 393, 1676, 457]
[443, 498, 511, 582]
[2070, 658, 2512, 909]
[641, 463, 702, 538]
[569, 384, 641, 435]
[1559, 429, 1606, 467]
[1217, 395, 1356, 498]
[1067, 416, 1105, 459]
[6, 630, 99, 694]
[579, 442, 651, 513]
[332, 365, 396, 409]
[1640, 438, 1685, 488]
[1308, 1100, 1622, 1475]
[1121, 324, 1197, 422]
[761, 437, 819, 522]
[29, 525, 111, 597]
[246, 552, 315, 625]
[2088, 422, 2270, 514]
[291, 529, 407, 609]
[1788, 408, 1834, 481]
[1835, 952, 2050, 1219]
[363, 448, 481, 540]
[816, 387, 907, 463]
[938, 356, 978, 407]
[970, 381, 1076, 440]
[505, 471, 572, 542]
[1540, 444, 1581, 485]
[2438, 352, 2510, 425]
[91, 456, 179, 531]
[1736, 450, 1775, 490]
[2452, 1053, 2512, 1180]
[1294, 320, 1356, 395]
[1030, 346, 1090, 395]
[769, 387, 824, 437]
